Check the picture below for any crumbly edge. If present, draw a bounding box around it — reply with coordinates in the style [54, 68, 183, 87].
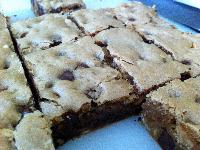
[31, 0, 85, 16]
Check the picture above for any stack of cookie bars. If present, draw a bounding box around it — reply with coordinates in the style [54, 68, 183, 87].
[1, 0, 200, 149]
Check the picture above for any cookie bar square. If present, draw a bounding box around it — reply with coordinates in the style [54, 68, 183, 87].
[70, 9, 124, 35]
[135, 23, 200, 76]
[11, 14, 82, 54]
[143, 77, 200, 150]
[0, 20, 32, 130]
[31, 0, 85, 16]
[21, 36, 141, 144]
[95, 28, 190, 93]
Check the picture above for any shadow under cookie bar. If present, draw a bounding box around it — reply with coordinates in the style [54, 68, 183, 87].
[143, 77, 200, 150]
[31, 0, 86, 16]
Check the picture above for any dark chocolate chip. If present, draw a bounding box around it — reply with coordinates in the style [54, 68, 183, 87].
[49, 41, 62, 48]
[49, 34, 62, 48]
[20, 32, 28, 38]
[128, 17, 136, 22]
[181, 60, 192, 65]
[85, 86, 103, 100]
[3, 61, 10, 69]
[45, 82, 53, 88]
[180, 72, 191, 81]
[195, 97, 200, 104]
[58, 70, 75, 81]
[0, 85, 8, 92]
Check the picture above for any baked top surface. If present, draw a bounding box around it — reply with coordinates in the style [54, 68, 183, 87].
[109, 2, 156, 26]
[23, 36, 135, 119]
[0, 22, 32, 129]
[95, 27, 189, 93]
[11, 14, 82, 54]
[135, 21, 200, 76]
[71, 9, 124, 34]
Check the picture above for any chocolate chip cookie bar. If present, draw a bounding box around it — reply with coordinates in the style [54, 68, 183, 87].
[11, 14, 82, 54]
[31, 0, 85, 16]
[135, 23, 200, 77]
[95, 28, 190, 93]
[70, 9, 124, 35]
[143, 77, 200, 150]
[14, 35, 141, 144]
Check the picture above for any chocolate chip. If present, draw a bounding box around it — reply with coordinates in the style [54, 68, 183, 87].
[3, 61, 10, 69]
[85, 86, 103, 100]
[128, 17, 136, 22]
[45, 82, 53, 88]
[180, 72, 191, 81]
[0, 85, 8, 92]
[58, 70, 75, 81]
[49, 34, 62, 48]
[20, 32, 28, 38]
[181, 60, 192, 65]
[195, 97, 200, 104]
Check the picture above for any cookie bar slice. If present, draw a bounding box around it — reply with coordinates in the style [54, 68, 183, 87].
[31, 0, 85, 16]
[21, 36, 141, 144]
[0, 14, 37, 149]
[143, 77, 200, 150]
[135, 22, 200, 76]
[70, 9, 124, 35]
[11, 14, 82, 54]
[95, 28, 190, 93]
[14, 111, 55, 150]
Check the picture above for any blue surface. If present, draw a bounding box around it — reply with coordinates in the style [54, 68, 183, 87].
[58, 117, 162, 150]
